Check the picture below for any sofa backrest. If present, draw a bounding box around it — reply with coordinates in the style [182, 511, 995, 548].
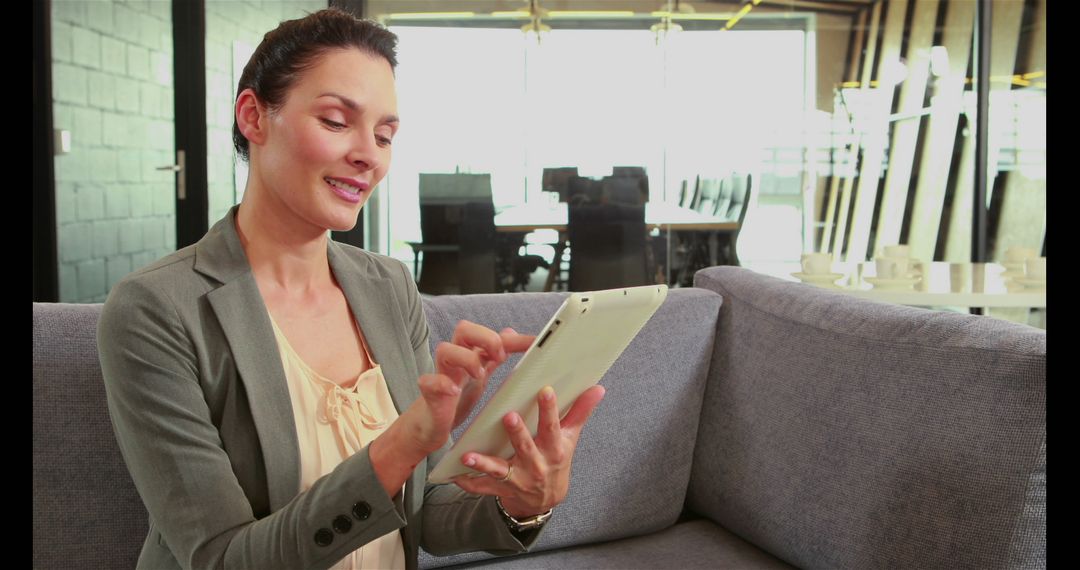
[33, 302, 147, 569]
[418, 288, 722, 569]
[34, 287, 723, 569]
[689, 266, 1046, 569]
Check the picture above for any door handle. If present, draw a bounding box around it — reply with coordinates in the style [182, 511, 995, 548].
[156, 150, 187, 200]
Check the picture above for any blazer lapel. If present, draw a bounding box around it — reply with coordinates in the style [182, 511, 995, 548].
[195, 206, 301, 512]
[329, 241, 422, 412]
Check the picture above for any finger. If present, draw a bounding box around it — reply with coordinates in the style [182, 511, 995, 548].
[451, 472, 503, 496]
[435, 341, 486, 381]
[559, 385, 606, 435]
[533, 386, 562, 453]
[499, 327, 536, 354]
[461, 452, 513, 481]
[451, 320, 507, 362]
[504, 412, 540, 465]
[418, 373, 461, 400]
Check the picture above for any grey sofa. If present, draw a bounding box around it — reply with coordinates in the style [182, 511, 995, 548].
[33, 266, 1045, 569]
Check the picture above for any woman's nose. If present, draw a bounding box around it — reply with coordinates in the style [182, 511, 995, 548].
[347, 133, 381, 171]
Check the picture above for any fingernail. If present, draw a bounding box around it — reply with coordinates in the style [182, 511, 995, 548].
[464, 455, 476, 467]
[450, 383, 461, 395]
[499, 348, 507, 361]
[541, 386, 555, 401]
[506, 413, 518, 427]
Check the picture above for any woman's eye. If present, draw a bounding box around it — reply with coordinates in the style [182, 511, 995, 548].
[321, 118, 346, 130]
[376, 135, 393, 147]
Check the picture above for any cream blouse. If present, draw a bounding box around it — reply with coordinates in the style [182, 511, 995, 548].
[268, 312, 406, 570]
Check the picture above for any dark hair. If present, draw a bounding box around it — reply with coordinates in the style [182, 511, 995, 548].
[232, 8, 398, 162]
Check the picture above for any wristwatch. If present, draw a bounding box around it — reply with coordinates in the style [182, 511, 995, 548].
[495, 496, 553, 532]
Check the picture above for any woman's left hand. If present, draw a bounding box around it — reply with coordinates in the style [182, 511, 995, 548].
[450, 384, 607, 518]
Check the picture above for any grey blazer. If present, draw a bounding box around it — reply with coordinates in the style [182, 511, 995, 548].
[97, 204, 535, 570]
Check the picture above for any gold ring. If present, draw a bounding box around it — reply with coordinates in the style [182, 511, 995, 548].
[497, 464, 514, 483]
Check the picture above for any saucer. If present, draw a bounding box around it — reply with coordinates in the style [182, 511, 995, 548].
[865, 276, 921, 290]
[1013, 277, 1046, 292]
[792, 272, 845, 285]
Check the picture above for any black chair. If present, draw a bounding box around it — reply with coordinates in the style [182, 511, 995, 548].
[611, 165, 649, 203]
[601, 176, 646, 206]
[567, 176, 602, 205]
[672, 172, 755, 286]
[567, 203, 650, 291]
[414, 173, 501, 295]
[542, 167, 579, 203]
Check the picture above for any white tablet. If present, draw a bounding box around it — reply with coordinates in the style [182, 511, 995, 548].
[427, 284, 668, 484]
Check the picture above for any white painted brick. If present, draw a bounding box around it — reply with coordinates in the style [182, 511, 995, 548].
[51, 1, 87, 26]
[119, 218, 143, 254]
[72, 26, 102, 69]
[113, 4, 141, 44]
[206, 39, 230, 74]
[153, 182, 175, 216]
[118, 150, 143, 183]
[161, 86, 174, 118]
[151, 50, 173, 86]
[102, 111, 125, 147]
[86, 1, 113, 34]
[143, 218, 165, 249]
[54, 147, 88, 183]
[127, 44, 151, 81]
[73, 106, 103, 147]
[53, 103, 75, 131]
[115, 76, 141, 113]
[131, 251, 155, 272]
[93, 220, 121, 257]
[59, 263, 79, 302]
[76, 184, 105, 220]
[59, 222, 92, 262]
[148, 119, 174, 151]
[130, 184, 153, 217]
[139, 13, 161, 50]
[104, 183, 132, 218]
[89, 148, 119, 182]
[140, 81, 162, 118]
[87, 71, 116, 110]
[56, 183, 77, 224]
[101, 36, 126, 75]
[150, 0, 171, 22]
[77, 258, 107, 300]
[106, 254, 134, 290]
[52, 21, 74, 63]
[52, 63, 88, 105]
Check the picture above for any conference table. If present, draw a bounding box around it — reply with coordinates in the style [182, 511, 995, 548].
[494, 202, 739, 291]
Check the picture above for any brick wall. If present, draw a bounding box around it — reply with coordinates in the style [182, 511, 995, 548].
[51, 0, 321, 302]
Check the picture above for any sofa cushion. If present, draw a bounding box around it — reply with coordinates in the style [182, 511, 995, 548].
[33, 302, 146, 569]
[440, 519, 795, 569]
[419, 288, 723, 568]
[690, 266, 1046, 569]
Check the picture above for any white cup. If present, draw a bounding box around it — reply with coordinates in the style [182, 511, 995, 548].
[1025, 256, 1046, 280]
[883, 244, 911, 259]
[875, 257, 910, 279]
[801, 253, 833, 275]
[1005, 246, 1038, 264]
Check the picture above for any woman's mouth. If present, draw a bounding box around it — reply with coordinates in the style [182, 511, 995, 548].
[325, 177, 365, 203]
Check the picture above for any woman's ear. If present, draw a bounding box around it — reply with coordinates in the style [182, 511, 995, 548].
[235, 88, 268, 148]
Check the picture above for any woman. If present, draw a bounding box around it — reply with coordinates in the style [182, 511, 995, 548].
[97, 8, 604, 570]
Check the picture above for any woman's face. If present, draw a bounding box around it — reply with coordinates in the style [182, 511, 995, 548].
[253, 47, 398, 233]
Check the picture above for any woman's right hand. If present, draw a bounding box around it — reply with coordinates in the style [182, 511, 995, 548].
[406, 321, 535, 455]
[370, 321, 534, 494]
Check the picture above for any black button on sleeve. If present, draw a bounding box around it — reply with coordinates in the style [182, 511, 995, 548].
[314, 528, 334, 547]
[352, 501, 372, 520]
[333, 515, 353, 534]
